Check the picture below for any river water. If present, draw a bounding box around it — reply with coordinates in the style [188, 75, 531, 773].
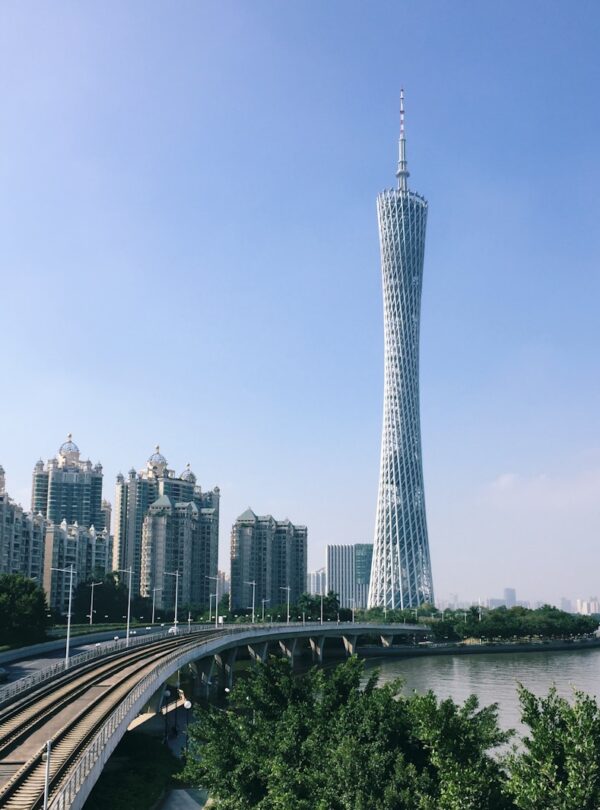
[363, 648, 600, 735]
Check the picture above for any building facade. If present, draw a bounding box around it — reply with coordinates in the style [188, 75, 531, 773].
[306, 568, 326, 596]
[369, 92, 435, 609]
[43, 520, 112, 614]
[0, 466, 46, 584]
[32, 435, 105, 531]
[230, 509, 307, 612]
[114, 448, 219, 602]
[327, 543, 373, 609]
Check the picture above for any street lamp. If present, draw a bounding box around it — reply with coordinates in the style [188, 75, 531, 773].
[42, 739, 51, 809]
[209, 592, 216, 622]
[184, 699, 192, 752]
[87, 581, 102, 626]
[51, 563, 76, 668]
[152, 587, 162, 625]
[118, 567, 134, 647]
[261, 597, 270, 622]
[164, 571, 180, 634]
[349, 598, 356, 624]
[320, 590, 324, 625]
[206, 575, 219, 629]
[245, 580, 256, 623]
[280, 586, 291, 624]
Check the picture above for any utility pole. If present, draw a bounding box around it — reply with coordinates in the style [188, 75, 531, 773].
[88, 581, 102, 626]
[51, 563, 76, 668]
[207, 575, 219, 629]
[152, 587, 162, 624]
[245, 580, 256, 623]
[280, 586, 291, 624]
[165, 571, 180, 634]
[118, 567, 133, 647]
[262, 597, 270, 622]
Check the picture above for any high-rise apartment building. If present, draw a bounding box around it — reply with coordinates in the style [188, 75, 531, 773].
[113, 448, 219, 599]
[230, 509, 307, 611]
[307, 568, 326, 596]
[327, 543, 373, 609]
[504, 588, 517, 608]
[32, 435, 105, 530]
[43, 520, 112, 614]
[0, 466, 45, 584]
[369, 92, 434, 609]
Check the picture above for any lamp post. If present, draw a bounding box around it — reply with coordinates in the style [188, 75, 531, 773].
[152, 587, 162, 625]
[261, 597, 270, 622]
[87, 581, 102, 626]
[245, 580, 256, 623]
[51, 563, 76, 668]
[320, 590, 324, 625]
[209, 593, 216, 622]
[206, 575, 219, 629]
[187, 611, 192, 633]
[165, 571, 180, 634]
[118, 567, 133, 647]
[42, 739, 51, 810]
[184, 699, 192, 752]
[280, 586, 291, 624]
[349, 598, 356, 624]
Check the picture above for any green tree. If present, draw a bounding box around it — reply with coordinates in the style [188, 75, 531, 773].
[72, 572, 128, 623]
[0, 573, 49, 645]
[181, 657, 513, 809]
[506, 685, 600, 809]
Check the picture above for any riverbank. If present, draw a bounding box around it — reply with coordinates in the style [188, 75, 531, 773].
[358, 636, 600, 658]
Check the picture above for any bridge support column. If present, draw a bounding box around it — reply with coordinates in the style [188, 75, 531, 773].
[279, 638, 298, 668]
[248, 642, 269, 663]
[309, 636, 326, 663]
[381, 635, 395, 648]
[194, 658, 216, 697]
[215, 648, 237, 690]
[342, 635, 358, 656]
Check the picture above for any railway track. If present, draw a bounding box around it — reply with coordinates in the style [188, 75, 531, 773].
[0, 629, 224, 809]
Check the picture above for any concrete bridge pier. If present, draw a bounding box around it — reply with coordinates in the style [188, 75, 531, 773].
[380, 635, 396, 648]
[342, 635, 358, 656]
[248, 641, 269, 663]
[215, 648, 237, 690]
[278, 638, 298, 668]
[309, 636, 326, 663]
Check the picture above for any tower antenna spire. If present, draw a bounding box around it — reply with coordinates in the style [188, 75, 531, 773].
[396, 88, 410, 191]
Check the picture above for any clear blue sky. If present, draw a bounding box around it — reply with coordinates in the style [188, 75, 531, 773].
[2, 1, 599, 606]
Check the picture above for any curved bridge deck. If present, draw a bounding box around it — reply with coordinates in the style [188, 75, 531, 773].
[0, 622, 425, 809]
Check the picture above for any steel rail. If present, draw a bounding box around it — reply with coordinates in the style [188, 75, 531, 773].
[0, 631, 226, 809]
[0, 630, 217, 759]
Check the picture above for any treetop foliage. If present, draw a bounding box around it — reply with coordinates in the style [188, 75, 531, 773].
[0, 573, 49, 645]
[182, 657, 600, 809]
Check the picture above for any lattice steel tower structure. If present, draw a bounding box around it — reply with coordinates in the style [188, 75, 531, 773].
[368, 91, 435, 609]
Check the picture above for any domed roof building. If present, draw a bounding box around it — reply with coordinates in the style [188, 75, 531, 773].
[180, 463, 196, 484]
[32, 434, 106, 531]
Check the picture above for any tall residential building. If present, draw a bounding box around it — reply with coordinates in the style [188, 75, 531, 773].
[307, 568, 326, 596]
[327, 544, 373, 609]
[43, 520, 112, 614]
[113, 448, 219, 598]
[32, 435, 105, 530]
[504, 587, 517, 608]
[0, 466, 45, 584]
[369, 91, 434, 610]
[230, 509, 307, 612]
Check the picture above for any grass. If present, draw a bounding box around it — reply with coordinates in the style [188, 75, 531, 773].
[83, 731, 182, 810]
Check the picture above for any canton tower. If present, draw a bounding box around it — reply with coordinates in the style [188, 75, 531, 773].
[368, 91, 435, 609]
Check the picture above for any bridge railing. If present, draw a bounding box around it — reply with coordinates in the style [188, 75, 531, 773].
[0, 621, 424, 707]
[0, 623, 219, 707]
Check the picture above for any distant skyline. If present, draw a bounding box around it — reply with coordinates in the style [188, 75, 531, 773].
[1, 2, 600, 606]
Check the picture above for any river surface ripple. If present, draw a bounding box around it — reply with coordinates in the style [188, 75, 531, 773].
[363, 648, 600, 734]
